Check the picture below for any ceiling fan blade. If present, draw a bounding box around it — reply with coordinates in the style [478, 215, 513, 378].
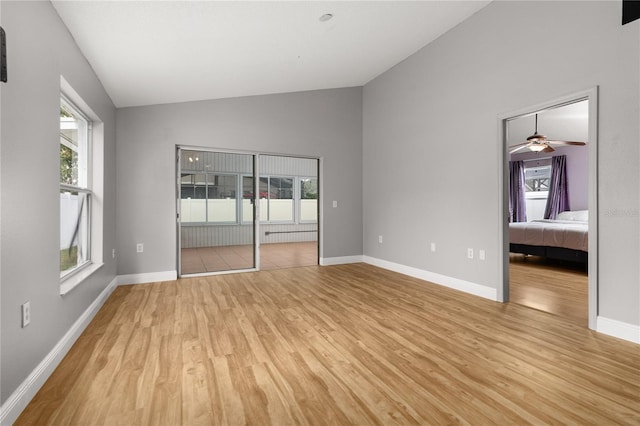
[543, 145, 556, 153]
[546, 140, 586, 146]
[509, 144, 530, 154]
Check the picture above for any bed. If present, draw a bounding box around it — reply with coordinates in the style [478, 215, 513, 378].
[509, 210, 588, 263]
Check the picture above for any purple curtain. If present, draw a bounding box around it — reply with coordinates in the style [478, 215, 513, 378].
[509, 160, 527, 222]
[544, 155, 570, 219]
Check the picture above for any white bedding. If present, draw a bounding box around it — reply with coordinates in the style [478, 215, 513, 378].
[509, 219, 588, 252]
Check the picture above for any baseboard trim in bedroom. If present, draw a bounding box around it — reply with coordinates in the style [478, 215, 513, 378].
[363, 255, 498, 301]
[596, 316, 640, 344]
[0, 277, 118, 426]
[117, 270, 178, 286]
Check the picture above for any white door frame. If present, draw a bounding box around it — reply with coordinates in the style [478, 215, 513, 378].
[176, 146, 260, 277]
[176, 146, 321, 277]
[497, 87, 599, 330]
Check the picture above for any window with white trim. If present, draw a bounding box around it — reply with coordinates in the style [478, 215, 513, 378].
[181, 172, 318, 225]
[59, 97, 91, 278]
[299, 177, 318, 222]
[524, 162, 551, 193]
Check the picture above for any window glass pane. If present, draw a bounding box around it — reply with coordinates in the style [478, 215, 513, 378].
[60, 190, 90, 275]
[60, 142, 78, 186]
[269, 177, 293, 199]
[207, 174, 236, 199]
[60, 101, 88, 187]
[242, 176, 254, 223]
[60, 97, 91, 278]
[525, 164, 551, 192]
[180, 173, 206, 222]
[259, 177, 269, 198]
[300, 178, 318, 199]
[259, 177, 269, 221]
[207, 174, 237, 222]
[269, 177, 294, 221]
[300, 178, 318, 221]
[256, 198, 267, 222]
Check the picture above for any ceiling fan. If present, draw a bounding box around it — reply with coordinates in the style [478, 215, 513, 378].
[509, 114, 586, 154]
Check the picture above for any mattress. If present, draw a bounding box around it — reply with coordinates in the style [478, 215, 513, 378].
[509, 219, 588, 252]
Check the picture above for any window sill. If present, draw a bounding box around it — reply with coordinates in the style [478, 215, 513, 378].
[60, 262, 104, 295]
[525, 191, 549, 200]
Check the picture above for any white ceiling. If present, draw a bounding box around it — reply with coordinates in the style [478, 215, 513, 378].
[507, 100, 589, 149]
[51, 1, 491, 108]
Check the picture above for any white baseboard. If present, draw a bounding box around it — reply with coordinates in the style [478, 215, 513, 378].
[319, 255, 364, 266]
[0, 277, 118, 426]
[362, 257, 638, 344]
[597, 316, 640, 344]
[117, 270, 177, 285]
[363, 255, 498, 301]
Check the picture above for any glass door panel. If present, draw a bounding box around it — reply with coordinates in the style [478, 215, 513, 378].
[178, 149, 256, 275]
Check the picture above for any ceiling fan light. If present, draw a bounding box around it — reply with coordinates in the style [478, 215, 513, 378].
[529, 144, 546, 152]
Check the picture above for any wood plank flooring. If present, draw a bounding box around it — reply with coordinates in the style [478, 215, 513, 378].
[509, 254, 588, 326]
[17, 264, 640, 425]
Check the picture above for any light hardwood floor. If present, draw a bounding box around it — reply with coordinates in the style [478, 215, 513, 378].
[509, 254, 588, 326]
[17, 264, 639, 425]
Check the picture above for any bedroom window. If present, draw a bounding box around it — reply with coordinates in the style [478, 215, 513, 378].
[523, 160, 551, 220]
[60, 96, 92, 278]
[524, 163, 551, 193]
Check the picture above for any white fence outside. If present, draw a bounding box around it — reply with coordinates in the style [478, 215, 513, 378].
[181, 199, 317, 223]
[60, 192, 78, 249]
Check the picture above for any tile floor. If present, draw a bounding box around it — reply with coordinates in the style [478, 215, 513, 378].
[181, 241, 318, 275]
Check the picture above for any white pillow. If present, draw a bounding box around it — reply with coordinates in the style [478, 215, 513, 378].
[557, 210, 588, 221]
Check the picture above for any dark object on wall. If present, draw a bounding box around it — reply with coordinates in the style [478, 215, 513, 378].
[1, 26, 6, 83]
[623, 0, 640, 25]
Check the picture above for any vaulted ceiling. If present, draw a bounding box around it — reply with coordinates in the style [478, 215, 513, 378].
[52, 1, 491, 108]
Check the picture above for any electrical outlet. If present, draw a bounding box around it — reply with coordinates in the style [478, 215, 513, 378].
[378, 235, 383, 244]
[332, 200, 338, 208]
[430, 242, 436, 252]
[467, 248, 474, 259]
[136, 243, 144, 253]
[479, 250, 486, 261]
[22, 301, 30, 328]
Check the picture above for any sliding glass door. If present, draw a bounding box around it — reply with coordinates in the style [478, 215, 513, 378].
[178, 149, 257, 275]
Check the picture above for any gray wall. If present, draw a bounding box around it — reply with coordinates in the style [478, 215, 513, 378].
[0, 1, 117, 404]
[116, 87, 362, 275]
[363, 1, 639, 325]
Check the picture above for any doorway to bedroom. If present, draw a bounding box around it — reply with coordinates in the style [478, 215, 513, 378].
[501, 90, 598, 329]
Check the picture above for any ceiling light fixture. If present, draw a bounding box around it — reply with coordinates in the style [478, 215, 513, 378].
[528, 144, 547, 152]
[319, 13, 333, 22]
[509, 113, 587, 154]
